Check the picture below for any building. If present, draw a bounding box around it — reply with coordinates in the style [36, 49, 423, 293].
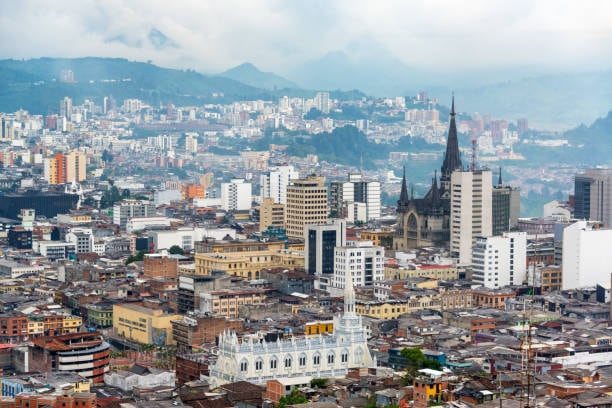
[305, 221, 346, 277]
[195, 249, 303, 279]
[285, 175, 328, 239]
[471, 232, 527, 288]
[143, 253, 180, 279]
[574, 169, 612, 226]
[562, 221, 612, 290]
[394, 97, 462, 250]
[330, 173, 381, 222]
[112, 199, 156, 228]
[221, 179, 252, 211]
[65, 228, 93, 254]
[0, 192, 78, 220]
[260, 165, 299, 204]
[450, 169, 493, 266]
[43, 150, 86, 184]
[332, 241, 384, 291]
[7, 228, 32, 250]
[208, 277, 372, 387]
[492, 168, 520, 236]
[112, 303, 182, 346]
[171, 314, 244, 353]
[28, 332, 110, 383]
[199, 289, 268, 318]
[259, 198, 285, 232]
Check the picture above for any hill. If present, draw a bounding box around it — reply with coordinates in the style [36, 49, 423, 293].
[219, 62, 298, 90]
[0, 57, 273, 114]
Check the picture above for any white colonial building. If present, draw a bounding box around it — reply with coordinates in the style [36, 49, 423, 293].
[208, 279, 373, 387]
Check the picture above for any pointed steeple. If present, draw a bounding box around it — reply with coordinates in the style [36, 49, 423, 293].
[498, 166, 503, 187]
[397, 166, 409, 212]
[344, 272, 356, 316]
[431, 171, 439, 204]
[441, 94, 462, 180]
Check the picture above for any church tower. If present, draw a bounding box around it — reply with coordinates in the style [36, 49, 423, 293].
[440, 95, 462, 196]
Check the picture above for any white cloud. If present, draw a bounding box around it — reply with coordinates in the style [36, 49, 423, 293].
[1, 0, 612, 73]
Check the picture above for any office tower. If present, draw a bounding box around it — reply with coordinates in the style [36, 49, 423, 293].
[305, 220, 346, 277]
[492, 168, 520, 235]
[221, 179, 252, 211]
[332, 240, 385, 290]
[259, 198, 285, 232]
[472, 232, 527, 288]
[330, 173, 381, 222]
[60, 96, 72, 121]
[285, 175, 328, 239]
[450, 169, 493, 266]
[574, 169, 612, 226]
[65, 150, 87, 182]
[315, 92, 330, 114]
[260, 165, 299, 204]
[394, 96, 462, 250]
[562, 220, 612, 290]
[113, 199, 156, 228]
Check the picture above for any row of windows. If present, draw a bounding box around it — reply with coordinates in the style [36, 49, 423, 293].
[239, 352, 350, 372]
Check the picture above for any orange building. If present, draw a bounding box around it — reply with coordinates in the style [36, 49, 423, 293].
[182, 183, 205, 199]
[0, 394, 96, 408]
[143, 254, 179, 279]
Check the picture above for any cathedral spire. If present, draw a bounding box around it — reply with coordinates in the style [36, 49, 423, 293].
[441, 95, 462, 180]
[498, 166, 503, 187]
[397, 166, 409, 211]
[344, 271, 356, 316]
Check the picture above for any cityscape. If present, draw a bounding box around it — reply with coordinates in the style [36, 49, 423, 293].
[0, 2, 612, 408]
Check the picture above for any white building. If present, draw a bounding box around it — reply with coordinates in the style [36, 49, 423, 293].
[65, 228, 93, 254]
[332, 241, 385, 293]
[104, 368, 175, 392]
[151, 227, 236, 251]
[221, 179, 252, 211]
[126, 216, 179, 234]
[450, 170, 493, 266]
[562, 221, 612, 290]
[113, 200, 156, 228]
[471, 232, 527, 288]
[260, 165, 300, 205]
[330, 173, 381, 223]
[208, 277, 372, 387]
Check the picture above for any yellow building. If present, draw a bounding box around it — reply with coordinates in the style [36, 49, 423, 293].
[195, 249, 304, 279]
[28, 320, 44, 336]
[285, 175, 328, 239]
[62, 315, 82, 333]
[304, 320, 333, 335]
[113, 303, 182, 346]
[355, 293, 441, 319]
[384, 264, 458, 281]
[359, 230, 394, 249]
[259, 198, 285, 232]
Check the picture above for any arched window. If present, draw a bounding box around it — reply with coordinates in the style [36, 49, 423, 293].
[270, 356, 278, 369]
[284, 355, 292, 368]
[299, 353, 307, 367]
[313, 352, 321, 366]
[327, 352, 335, 365]
[341, 349, 349, 363]
[240, 359, 248, 372]
[255, 358, 263, 371]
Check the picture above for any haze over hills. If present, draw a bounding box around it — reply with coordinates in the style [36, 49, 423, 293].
[219, 62, 298, 90]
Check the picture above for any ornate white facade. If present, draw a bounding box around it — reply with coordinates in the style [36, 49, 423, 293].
[208, 279, 373, 387]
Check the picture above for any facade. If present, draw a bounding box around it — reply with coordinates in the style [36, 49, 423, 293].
[65, 228, 93, 254]
[330, 173, 381, 222]
[471, 232, 527, 288]
[112, 303, 182, 346]
[195, 249, 304, 279]
[200, 289, 268, 318]
[305, 221, 346, 276]
[43, 150, 86, 185]
[112, 200, 156, 228]
[492, 170, 520, 236]
[332, 241, 385, 290]
[171, 315, 245, 353]
[221, 179, 252, 211]
[562, 221, 612, 290]
[574, 169, 612, 226]
[143, 253, 179, 279]
[208, 278, 372, 387]
[450, 169, 493, 266]
[259, 198, 285, 232]
[394, 97, 462, 250]
[285, 175, 328, 239]
[260, 165, 299, 204]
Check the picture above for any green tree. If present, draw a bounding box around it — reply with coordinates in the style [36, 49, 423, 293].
[125, 249, 147, 265]
[310, 378, 327, 388]
[278, 387, 308, 408]
[168, 245, 184, 255]
[400, 347, 425, 368]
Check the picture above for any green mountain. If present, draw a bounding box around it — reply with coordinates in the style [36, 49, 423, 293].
[0, 57, 274, 114]
[219, 62, 298, 90]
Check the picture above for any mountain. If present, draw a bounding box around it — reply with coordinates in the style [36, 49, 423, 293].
[219, 62, 298, 90]
[0, 57, 273, 114]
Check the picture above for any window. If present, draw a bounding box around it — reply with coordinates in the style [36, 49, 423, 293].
[313, 353, 321, 366]
[341, 351, 349, 363]
[240, 360, 248, 372]
[299, 354, 307, 367]
[327, 353, 335, 364]
[255, 358, 263, 371]
[270, 357, 278, 369]
[285, 356, 292, 368]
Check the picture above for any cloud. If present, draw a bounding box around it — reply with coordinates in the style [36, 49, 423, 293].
[1, 0, 612, 73]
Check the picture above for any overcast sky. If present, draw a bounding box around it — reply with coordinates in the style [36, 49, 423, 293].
[2, 0, 612, 74]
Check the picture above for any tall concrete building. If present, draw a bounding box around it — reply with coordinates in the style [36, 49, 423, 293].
[492, 168, 520, 236]
[332, 240, 385, 291]
[562, 220, 612, 290]
[574, 169, 612, 227]
[450, 169, 493, 266]
[260, 165, 299, 204]
[259, 198, 285, 232]
[472, 232, 527, 288]
[221, 179, 252, 211]
[330, 173, 381, 222]
[43, 150, 86, 185]
[60, 96, 72, 121]
[305, 220, 346, 277]
[113, 199, 156, 228]
[285, 175, 328, 239]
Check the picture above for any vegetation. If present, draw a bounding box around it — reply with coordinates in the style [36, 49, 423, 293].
[310, 378, 327, 388]
[125, 249, 147, 265]
[278, 387, 308, 408]
[168, 245, 184, 255]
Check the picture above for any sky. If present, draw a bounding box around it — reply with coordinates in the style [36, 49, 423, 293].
[2, 0, 612, 75]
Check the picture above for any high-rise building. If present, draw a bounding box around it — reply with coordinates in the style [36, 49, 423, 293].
[285, 175, 328, 239]
[450, 169, 493, 266]
[330, 173, 381, 222]
[221, 179, 252, 211]
[562, 220, 612, 290]
[471, 232, 526, 288]
[492, 168, 520, 235]
[113, 199, 156, 228]
[259, 198, 285, 232]
[43, 150, 86, 184]
[332, 240, 384, 291]
[574, 169, 612, 227]
[305, 220, 346, 277]
[394, 96, 462, 250]
[315, 92, 330, 114]
[260, 165, 299, 204]
[60, 97, 72, 121]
